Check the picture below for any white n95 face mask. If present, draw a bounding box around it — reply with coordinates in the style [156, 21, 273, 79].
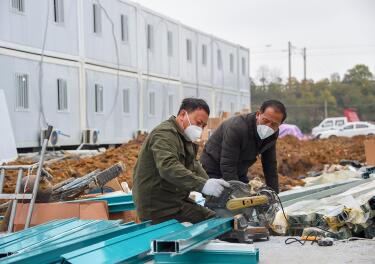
[257, 125, 275, 139]
[184, 112, 203, 142]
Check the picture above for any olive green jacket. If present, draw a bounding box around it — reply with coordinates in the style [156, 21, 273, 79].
[132, 116, 209, 220]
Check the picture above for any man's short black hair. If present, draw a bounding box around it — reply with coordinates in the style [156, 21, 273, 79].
[260, 100, 287, 122]
[178, 98, 210, 115]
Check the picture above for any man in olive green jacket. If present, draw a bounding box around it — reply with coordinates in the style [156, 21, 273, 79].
[132, 98, 229, 224]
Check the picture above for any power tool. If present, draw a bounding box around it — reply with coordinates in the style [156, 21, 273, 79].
[205, 180, 279, 243]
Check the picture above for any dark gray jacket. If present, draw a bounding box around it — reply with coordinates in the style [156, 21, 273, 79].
[200, 113, 279, 193]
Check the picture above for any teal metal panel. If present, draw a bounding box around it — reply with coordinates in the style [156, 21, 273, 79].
[61, 220, 186, 264]
[0, 219, 76, 246]
[0, 219, 150, 264]
[152, 217, 233, 254]
[154, 248, 259, 264]
[0, 220, 102, 253]
[68, 194, 135, 212]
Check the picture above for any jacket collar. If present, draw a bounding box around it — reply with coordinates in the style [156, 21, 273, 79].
[169, 116, 192, 142]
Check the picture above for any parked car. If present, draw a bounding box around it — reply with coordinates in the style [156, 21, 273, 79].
[311, 117, 348, 138]
[318, 122, 375, 139]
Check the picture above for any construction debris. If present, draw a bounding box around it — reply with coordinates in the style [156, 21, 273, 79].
[272, 178, 375, 240]
[50, 162, 125, 201]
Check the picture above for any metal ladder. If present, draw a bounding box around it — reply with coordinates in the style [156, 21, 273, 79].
[0, 126, 52, 233]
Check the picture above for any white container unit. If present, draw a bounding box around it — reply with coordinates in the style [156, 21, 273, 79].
[142, 78, 180, 131]
[180, 27, 213, 88]
[238, 47, 250, 93]
[85, 68, 139, 144]
[82, 0, 138, 71]
[240, 92, 251, 110]
[0, 0, 251, 148]
[212, 38, 240, 91]
[0, 53, 81, 148]
[197, 33, 213, 87]
[180, 26, 198, 85]
[0, 0, 79, 57]
[215, 91, 239, 116]
[139, 8, 180, 80]
[182, 85, 214, 112]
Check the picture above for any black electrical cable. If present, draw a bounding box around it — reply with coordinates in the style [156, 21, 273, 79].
[284, 231, 318, 245]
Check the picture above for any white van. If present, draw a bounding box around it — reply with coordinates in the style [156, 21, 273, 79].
[311, 117, 348, 138]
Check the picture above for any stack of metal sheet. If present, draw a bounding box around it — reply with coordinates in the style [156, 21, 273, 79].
[0, 218, 150, 263]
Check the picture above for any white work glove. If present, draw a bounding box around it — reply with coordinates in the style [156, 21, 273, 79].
[201, 179, 230, 197]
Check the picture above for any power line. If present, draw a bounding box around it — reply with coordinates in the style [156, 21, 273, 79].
[251, 44, 375, 55]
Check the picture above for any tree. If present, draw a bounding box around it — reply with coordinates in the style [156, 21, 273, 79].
[330, 72, 341, 83]
[250, 64, 375, 133]
[343, 64, 373, 84]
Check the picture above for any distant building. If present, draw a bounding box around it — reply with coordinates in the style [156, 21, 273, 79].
[0, 0, 250, 148]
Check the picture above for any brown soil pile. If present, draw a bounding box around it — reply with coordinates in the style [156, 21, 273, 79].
[3, 135, 367, 194]
[2, 136, 145, 194]
[249, 135, 367, 191]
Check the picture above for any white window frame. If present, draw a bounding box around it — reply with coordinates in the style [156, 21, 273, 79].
[94, 84, 104, 113]
[57, 78, 68, 112]
[15, 73, 29, 111]
[186, 39, 192, 62]
[53, 0, 64, 25]
[336, 120, 345, 126]
[120, 14, 129, 43]
[217, 49, 222, 70]
[148, 91, 156, 116]
[241, 57, 246, 76]
[122, 88, 130, 114]
[229, 53, 234, 73]
[202, 44, 207, 66]
[167, 31, 173, 57]
[93, 3, 102, 35]
[10, 0, 25, 14]
[322, 120, 333, 128]
[168, 94, 174, 116]
[147, 24, 154, 51]
[343, 125, 354, 130]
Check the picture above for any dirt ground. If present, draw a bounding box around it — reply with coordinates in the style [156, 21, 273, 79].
[249, 135, 367, 191]
[2, 135, 368, 194]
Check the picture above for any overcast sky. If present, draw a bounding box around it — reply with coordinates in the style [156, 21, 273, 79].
[132, 0, 375, 83]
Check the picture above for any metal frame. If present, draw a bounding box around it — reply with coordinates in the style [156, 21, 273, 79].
[152, 217, 233, 255]
[154, 242, 259, 264]
[0, 126, 51, 232]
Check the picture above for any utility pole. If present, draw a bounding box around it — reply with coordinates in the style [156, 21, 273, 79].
[288, 41, 292, 88]
[303, 47, 306, 82]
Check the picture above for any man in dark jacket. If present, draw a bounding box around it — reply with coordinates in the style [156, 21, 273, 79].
[200, 100, 286, 193]
[133, 98, 230, 224]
